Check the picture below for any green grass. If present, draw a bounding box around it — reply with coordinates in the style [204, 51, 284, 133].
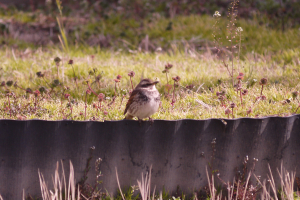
[0, 46, 299, 121]
[0, 7, 300, 121]
[1, 9, 300, 55]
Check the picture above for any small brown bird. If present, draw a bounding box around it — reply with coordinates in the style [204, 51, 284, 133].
[124, 78, 160, 121]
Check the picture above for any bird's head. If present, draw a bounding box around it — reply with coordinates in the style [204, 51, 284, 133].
[136, 78, 159, 90]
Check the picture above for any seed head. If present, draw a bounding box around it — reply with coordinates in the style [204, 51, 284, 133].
[261, 95, 267, 100]
[162, 69, 169, 73]
[213, 11, 221, 17]
[89, 68, 98, 75]
[186, 84, 194, 90]
[237, 73, 244, 80]
[225, 108, 232, 115]
[229, 102, 236, 109]
[64, 93, 70, 99]
[54, 57, 61, 63]
[259, 78, 268, 85]
[236, 27, 243, 32]
[51, 79, 60, 87]
[220, 90, 226, 96]
[39, 87, 46, 93]
[6, 80, 13, 87]
[36, 71, 44, 78]
[26, 88, 32, 93]
[128, 71, 135, 77]
[165, 63, 173, 70]
[171, 99, 176, 105]
[242, 89, 248, 96]
[34, 89, 40, 97]
[218, 95, 225, 101]
[95, 75, 102, 81]
[98, 93, 105, 101]
[68, 59, 73, 65]
[172, 76, 181, 82]
[292, 91, 298, 99]
[237, 75, 243, 80]
[116, 75, 122, 80]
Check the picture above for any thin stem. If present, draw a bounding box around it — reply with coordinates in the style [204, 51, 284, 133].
[42, 77, 52, 89]
[98, 101, 102, 112]
[7, 94, 11, 117]
[295, 105, 300, 113]
[56, 63, 59, 79]
[172, 81, 176, 103]
[68, 97, 73, 120]
[16, 85, 33, 94]
[166, 73, 169, 85]
[231, 39, 234, 87]
[34, 96, 37, 112]
[238, 31, 241, 72]
[261, 85, 264, 96]
[85, 92, 87, 120]
[130, 77, 134, 90]
[114, 83, 117, 96]
[166, 73, 171, 95]
[231, 108, 234, 118]
[240, 90, 243, 106]
[229, 0, 236, 87]
[86, 82, 98, 96]
[71, 64, 78, 89]
[119, 95, 124, 109]
[222, 59, 232, 78]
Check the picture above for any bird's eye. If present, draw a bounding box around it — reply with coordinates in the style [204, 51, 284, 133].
[142, 83, 151, 87]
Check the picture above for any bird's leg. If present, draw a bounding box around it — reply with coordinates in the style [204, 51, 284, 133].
[138, 118, 142, 126]
[148, 117, 154, 125]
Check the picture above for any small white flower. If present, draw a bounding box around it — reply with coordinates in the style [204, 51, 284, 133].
[213, 11, 221, 17]
[236, 27, 243, 32]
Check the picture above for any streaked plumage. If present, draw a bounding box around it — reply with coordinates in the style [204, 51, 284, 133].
[124, 79, 160, 120]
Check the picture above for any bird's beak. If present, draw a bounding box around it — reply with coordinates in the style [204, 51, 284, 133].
[152, 81, 159, 85]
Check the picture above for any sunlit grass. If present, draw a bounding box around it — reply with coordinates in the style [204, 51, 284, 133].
[0, 47, 299, 120]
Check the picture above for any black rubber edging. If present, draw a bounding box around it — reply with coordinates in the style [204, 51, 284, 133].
[1, 115, 300, 199]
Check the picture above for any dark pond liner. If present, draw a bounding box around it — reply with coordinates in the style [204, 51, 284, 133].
[1, 115, 300, 199]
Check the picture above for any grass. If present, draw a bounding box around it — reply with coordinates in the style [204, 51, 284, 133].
[9, 159, 300, 200]
[1, 9, 300, 55]
[0, 46, 299, 120]
[0, 3, 300, 121]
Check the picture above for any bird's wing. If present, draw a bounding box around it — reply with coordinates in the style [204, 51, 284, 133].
[124, 89, 141, 115]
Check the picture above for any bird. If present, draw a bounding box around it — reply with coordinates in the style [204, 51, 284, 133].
[124, 78, 160, 122]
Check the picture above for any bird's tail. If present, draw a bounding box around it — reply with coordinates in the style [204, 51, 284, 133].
[125, 114, 134, 120]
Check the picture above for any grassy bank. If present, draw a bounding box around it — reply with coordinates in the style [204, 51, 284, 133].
[0, 46, 299, 120]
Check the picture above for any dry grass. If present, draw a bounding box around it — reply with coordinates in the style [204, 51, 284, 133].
[38, 161, 80, 200]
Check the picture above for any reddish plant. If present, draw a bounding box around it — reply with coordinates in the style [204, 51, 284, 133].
[128, 71, 135, 90]
[229, 102, 236, 118]
[171, 76, 180, 106]
[68, 59, 78, 89]
[259, 78, 268, 96]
